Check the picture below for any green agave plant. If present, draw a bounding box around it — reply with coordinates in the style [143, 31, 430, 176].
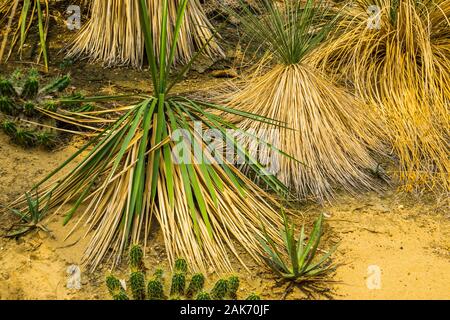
[3, 190, 50, 238]
[261, 213, 337, 283]
[9, 0, 289, 273]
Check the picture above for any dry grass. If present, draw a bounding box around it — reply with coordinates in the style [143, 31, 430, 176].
[66, 0, 224, 68]
[227, 63, 386, 202]
[311, 0, 450, 193]
[224, 0, 386, 202]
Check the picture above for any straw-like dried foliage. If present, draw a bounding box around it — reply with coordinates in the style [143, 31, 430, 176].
[67, 0, 224, 67]
[0, 0, 49, 71]
[8, 0, 286, 273]
[226, 0, 386, 202]
[312, 0, 450, 193]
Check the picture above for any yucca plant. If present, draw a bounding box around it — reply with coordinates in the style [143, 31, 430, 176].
[312, 0, 450, 193]
[260, 213, 336, 285]
[225, 0, 386, 202]
[8, 0, 287, 273]
[66, 0, 224, 68]
[0, 0, 49, 71]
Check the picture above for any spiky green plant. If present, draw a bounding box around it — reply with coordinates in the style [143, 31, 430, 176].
[147, 270, 165, 300]
[106, 275, 129, 300]
[9, 0, 287, 273]
[227, 276, 240, 299]
[0, 95, 15, 114]
[0, 77, 17, 96]
[186, 273, 205, 298]
[105, 252, 252, 301]
[23, 101, 36, 116]
[130, 271, 146, 300]
[261, 213, 336, 284]
[2, 119, 17, 136]
[14, 128, 37, 147]
[129, 244, 144, 272]
[196, 292, 211, 300]
[21, 69, 39, 99]
[170, 272, 186, 297]
[210, 279, 228, 300]
[36, 131, 57, 149]
[3, 190, 49, 238]
[175, 258, 188, 273]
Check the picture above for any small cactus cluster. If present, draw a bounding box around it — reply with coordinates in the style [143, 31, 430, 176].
[0, 69, 90, 148]
[105, 245, 261, 301]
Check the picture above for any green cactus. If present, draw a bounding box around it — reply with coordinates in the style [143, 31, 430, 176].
[246, 293, 261, 300]
[21, 70, 39, 99]
[154, 268, 164, 280]
[2, 120, 17, 136]
[0, 96, 15, 114]
[147, 278, 165, 300]
[113, 291, 130, 300]
[106, 275, 129, 301]
[41, 75, 71, 94]
[129, 244, 144, 272]
[23, 101, 36, 116]
[186, 273, 205, 298]
[14, 129, 37, 147]
[170, 272, 186, 296]
[147, 268, 165, 300]
[211, 279, 228, 300]
[174, 258, 188, 273]
[196, 292, 211, 300]
[227, 276, 240, 299]
[129, 271, 146, 300]
[0, 78, 17, 97]
[36, 131, 57, 148]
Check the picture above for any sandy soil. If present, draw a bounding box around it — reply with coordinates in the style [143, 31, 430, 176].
[0, 128, 448, 300]
[0, 20, 448, 299]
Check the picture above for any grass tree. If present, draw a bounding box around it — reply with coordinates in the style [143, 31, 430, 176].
[9, 0, 288, 273]
[312, 0, 450, 193]
[225, 0, 386, 202]
[67, 0, 224, 68]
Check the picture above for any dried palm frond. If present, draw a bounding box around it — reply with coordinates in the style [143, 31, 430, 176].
[8, 0, 287, 273]
[66, 0, 224, 68]
[0, 0, 49, 71]
[311, 0, 450, 193]
[225, 0, 386, 202]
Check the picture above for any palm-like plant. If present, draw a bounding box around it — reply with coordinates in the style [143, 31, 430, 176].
[312, 0, 450, 193]
[225, 0, 386, 202]
[66, 0, 224, 68]
[8, 0, 287, 273]
[0, 0, 49, 71]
